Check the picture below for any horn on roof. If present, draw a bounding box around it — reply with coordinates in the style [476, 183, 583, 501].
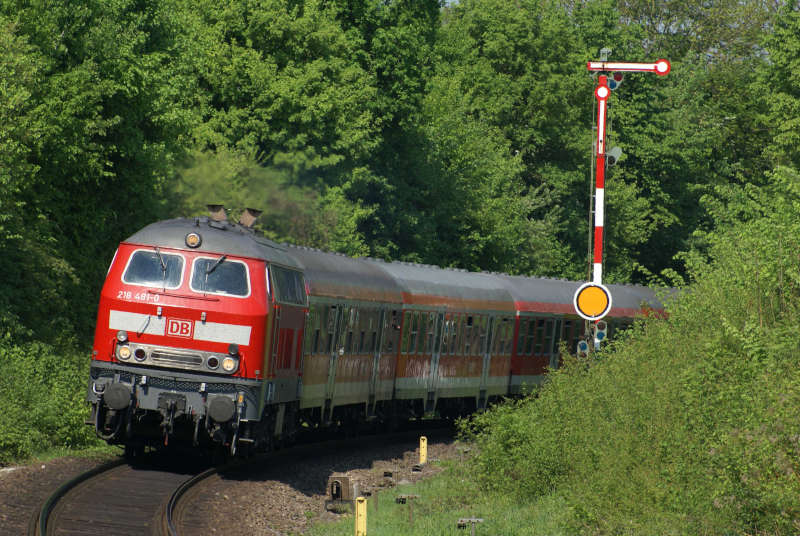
[207, 204, 227, 222]
[238, 208, 263, 228]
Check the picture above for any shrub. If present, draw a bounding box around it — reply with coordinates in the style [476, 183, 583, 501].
[0, 340, 96, 464]
[462, 167, 800, 534]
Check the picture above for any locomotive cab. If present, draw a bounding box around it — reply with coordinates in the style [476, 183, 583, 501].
[86, 214, 303, 454]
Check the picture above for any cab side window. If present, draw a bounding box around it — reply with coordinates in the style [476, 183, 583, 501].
[270, 266, 307, 305]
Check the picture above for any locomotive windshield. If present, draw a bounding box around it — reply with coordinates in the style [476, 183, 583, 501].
[190, 257, 250, 297]
[122, 249, 183, 288]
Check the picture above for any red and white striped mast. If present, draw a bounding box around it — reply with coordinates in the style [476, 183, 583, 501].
[573, 55, 670, 336]
[586, 58, 670, 286]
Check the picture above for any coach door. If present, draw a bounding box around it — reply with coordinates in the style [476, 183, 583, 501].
[367, 309, 386, 412]
[428, 312, 445, 396]
[479, 316, 494, 401]
[267, 266, 308, 404]
[324, 304, 345, 416]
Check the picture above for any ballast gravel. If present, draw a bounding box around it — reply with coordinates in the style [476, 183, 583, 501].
[0, 435, 458, 535]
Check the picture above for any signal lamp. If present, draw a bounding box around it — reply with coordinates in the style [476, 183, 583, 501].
[207, 356, 220, 370]
[595, 320, 608, 341]
[116, 330, 129, 343]
[228, 343, 239, 356]
[134, 348, 147, 361]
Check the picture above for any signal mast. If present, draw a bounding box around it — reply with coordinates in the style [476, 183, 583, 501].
[574, 49, 670, 354]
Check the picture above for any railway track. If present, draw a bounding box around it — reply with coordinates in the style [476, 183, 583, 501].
[29, 423, 452, 536]
[28, 454, 213, 536]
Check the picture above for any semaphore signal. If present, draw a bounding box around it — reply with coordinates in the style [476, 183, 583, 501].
[574, 54, 670, 326]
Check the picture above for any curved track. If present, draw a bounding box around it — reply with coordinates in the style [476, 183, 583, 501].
[29, 455, 211, 536]
[31, 423, 452, 536]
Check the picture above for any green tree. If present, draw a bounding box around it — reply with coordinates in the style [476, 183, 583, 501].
[0, 0, 195, 339]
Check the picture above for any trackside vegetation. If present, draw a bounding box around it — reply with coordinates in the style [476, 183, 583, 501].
[463, 168, 800, 534]
[309, 168, 800, 534]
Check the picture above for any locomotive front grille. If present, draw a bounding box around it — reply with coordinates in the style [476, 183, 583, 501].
[150, 351, 203, 367]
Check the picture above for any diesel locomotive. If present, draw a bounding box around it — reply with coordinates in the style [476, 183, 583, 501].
[86, 207, 661, 455]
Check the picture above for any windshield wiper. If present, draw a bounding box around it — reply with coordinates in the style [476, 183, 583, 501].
[154, 247, 167, 288]
[203, 255, 227, 294]
[205, 255, 227, 275]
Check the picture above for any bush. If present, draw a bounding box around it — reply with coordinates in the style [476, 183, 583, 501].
[0, 340, 97, 464]
[462, 167, 800, 534]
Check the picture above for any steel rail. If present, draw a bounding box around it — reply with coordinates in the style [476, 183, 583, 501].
[163, 465, 219, 536]
[28, 458, 127, 536]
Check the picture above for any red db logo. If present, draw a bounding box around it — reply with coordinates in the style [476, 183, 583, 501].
[167, 319, 193, 338]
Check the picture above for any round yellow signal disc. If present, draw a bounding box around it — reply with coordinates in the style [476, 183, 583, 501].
[573, 282, 612, 320]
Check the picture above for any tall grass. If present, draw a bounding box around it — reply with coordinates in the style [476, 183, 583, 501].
[463, 168, 800, 534]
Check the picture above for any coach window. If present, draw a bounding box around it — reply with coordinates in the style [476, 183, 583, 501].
[533, 319, 545, 355]
[493, 320, 502, 355]
[542, 319, 554, 356]
[450, 315, 460, 355]
[552, 319, 562, 352]
[564, 320, 576, 353]
[401, 311, 412, 354]
[123, 249, 184, 289]
[384, 310, 399, 353]
[524, 319, 536, 355]
[440, 316, 450, 355]
[493, 319, 504, 355]
[503, 319, 513, 354]
[418, 313, 428, 354]
[516, 318, 527, 355]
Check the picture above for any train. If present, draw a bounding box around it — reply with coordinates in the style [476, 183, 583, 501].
[86, 206, 662, 456]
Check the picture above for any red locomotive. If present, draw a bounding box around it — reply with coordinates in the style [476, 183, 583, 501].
[87, 207, 661, 455]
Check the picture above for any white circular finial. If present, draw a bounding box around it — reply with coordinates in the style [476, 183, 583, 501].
[655, 59, 671, 75]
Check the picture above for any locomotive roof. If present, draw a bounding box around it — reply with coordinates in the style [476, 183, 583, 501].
[124, 217, 302, 269]
[286, 246, 404, 303]
[365, 260, 516, 313]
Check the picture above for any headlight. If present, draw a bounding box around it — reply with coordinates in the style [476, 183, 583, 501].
[222, 356, 237, 372]
[134, 348, 147, 361]
[118, 345, 131, 360]
[185, 232, 202, 248]
[206, 356, 219, 370]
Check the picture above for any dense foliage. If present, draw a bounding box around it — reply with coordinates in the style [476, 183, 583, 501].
[465, 165, 800, 534]
[2, 8, 800, 533]
[0, 0, 788, 345]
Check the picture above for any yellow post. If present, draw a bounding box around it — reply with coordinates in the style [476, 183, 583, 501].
[419, 436, 428, 465]
[355, 496, 367, 536]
